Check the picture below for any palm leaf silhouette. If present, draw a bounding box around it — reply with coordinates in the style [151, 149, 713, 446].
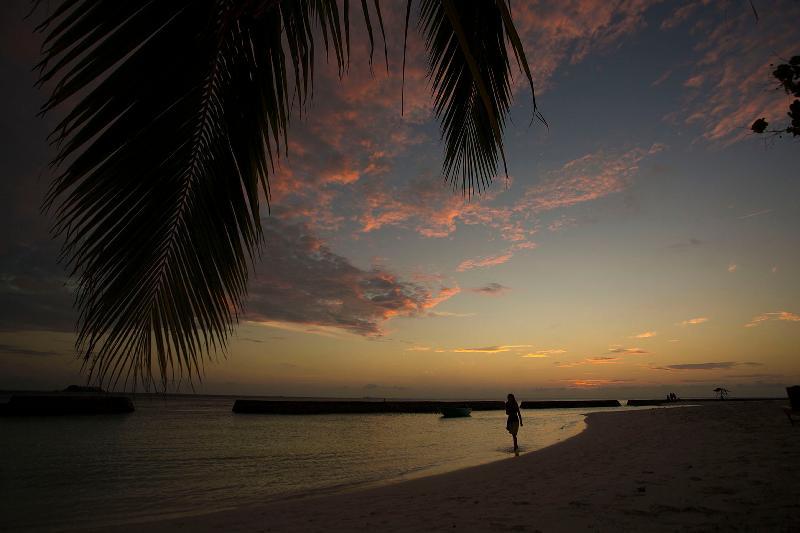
[35, 0, 541, 389]
[419, 0, 544, 195]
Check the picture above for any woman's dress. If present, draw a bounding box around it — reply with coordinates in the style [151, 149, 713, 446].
[506, 402, 520, 435]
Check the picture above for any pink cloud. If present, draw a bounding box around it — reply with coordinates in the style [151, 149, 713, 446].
[666, 1, 800, 144]
[652, 69, 673, 86]
[660, 2, 702, 30]
[357, 143, 658, 272]
[356, 178, 466, 238]
[421, 286, 461, 312]
[511, 1, 657, 92]
[548, 216, 578, 232]
[522, 144, 665, 212]
[457, 251, 515, 272]
[683, 74, 705, 88]
[226, 5, 669, 280]
[231, 3, 671, 280]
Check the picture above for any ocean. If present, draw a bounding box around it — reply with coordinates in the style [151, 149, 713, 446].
[1, 395, 628, 531]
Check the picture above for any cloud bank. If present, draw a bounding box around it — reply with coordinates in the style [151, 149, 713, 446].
[245, 220, 456, 336]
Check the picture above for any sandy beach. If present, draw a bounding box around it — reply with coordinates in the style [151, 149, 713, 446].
[98, 400, 799, 532]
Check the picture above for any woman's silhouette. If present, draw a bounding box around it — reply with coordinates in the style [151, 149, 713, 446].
[506, 393, 523, 453]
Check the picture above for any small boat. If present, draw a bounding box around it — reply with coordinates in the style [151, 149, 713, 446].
[440, 406, 472, 418]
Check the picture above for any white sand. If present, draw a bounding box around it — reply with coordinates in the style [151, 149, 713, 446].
[105, 401, 800, 532]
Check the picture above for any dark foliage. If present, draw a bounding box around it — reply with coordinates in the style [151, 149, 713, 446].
[751, 55, 800, 138]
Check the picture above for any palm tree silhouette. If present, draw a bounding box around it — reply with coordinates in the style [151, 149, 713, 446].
[713, 387, 730, 400]
[34, 0, 544, 389]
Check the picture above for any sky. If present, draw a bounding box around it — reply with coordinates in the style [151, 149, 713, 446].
[1, 0, 798, 399]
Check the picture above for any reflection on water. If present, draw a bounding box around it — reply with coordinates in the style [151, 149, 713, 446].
[1, 396, 618, 530]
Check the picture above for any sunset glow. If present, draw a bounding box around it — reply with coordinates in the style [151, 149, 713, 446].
[1, 0, 798, 399]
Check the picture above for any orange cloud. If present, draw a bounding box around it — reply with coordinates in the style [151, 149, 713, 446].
[652, 361, 764, 371]
[631, 331, 657, 339]
[452, 344, 532, 354]
[744, 311, 800, 328]
[245, 220, 459, 336]
[679, 317, 709, 326]
[521, 348, 567, 358]
[608, 345, 649, 355]
[586, 356, 621, 364]
[421, 286, 461, 310]
[456, 240, 538, 272]
[457, 251, 514, 272]
[357, 179, 466, 238]
[555, 355, 623, 367]
[563, 379, 632, 388]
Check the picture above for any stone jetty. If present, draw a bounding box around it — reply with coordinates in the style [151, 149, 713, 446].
[232, 399, 622, 414]
[520, 400, 621, 409]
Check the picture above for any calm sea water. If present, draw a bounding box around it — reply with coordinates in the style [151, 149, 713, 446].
[1, 395, 632, 531]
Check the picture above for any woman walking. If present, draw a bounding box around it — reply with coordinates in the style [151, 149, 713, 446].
[505, 393, 523, 453]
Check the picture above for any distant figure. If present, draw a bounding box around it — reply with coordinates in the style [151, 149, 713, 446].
[505, 393, 523, 453]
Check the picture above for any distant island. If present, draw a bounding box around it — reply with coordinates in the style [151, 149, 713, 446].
[62, 385, 106, 393]
[0, 386, 134, 416]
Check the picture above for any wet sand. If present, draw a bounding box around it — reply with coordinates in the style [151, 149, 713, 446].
[105, 401, 799, 532]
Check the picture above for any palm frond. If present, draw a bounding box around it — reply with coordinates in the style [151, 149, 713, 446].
[36, 0, 541, 389]
[36, 0, 357, 389]
[418, 0, 543, 195]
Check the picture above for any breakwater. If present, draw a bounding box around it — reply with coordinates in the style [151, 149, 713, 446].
[626, 397, 780, 406]
[233, 400, 501, 414]
[232, 399, 621, 414]
[521, 400, 621, 409]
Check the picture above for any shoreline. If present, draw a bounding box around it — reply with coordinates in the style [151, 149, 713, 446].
[97, 400, 800, 532]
